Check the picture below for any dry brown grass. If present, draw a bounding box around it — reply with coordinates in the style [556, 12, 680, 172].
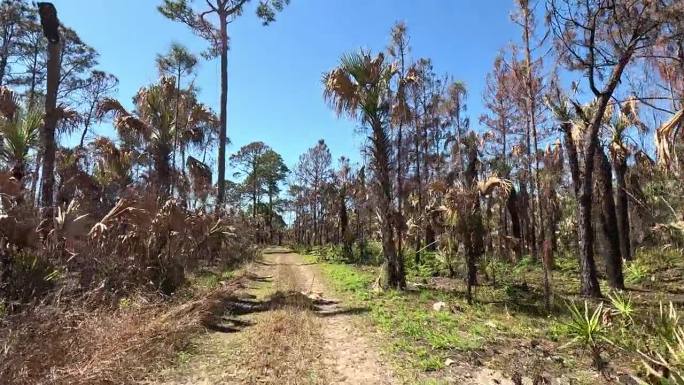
[0, 275, 248, 385]
[235, 308, 327, 385]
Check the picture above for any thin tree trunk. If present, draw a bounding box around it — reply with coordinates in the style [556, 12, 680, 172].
[414, 132, 422, 264]
[507, 187, 523, 261]
[464, 146, 483, 304]
[216, 14, 228, 204]
[614, 158, 631, 261]
[39, 35, 60, 223]
[171, 67, 182, 196]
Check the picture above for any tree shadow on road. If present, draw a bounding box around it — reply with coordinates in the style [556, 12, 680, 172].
[203, 274, 369, 333]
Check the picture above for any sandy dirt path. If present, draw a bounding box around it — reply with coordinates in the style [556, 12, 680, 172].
[272, 250, 395, 385]
[154, 248, 395, 385]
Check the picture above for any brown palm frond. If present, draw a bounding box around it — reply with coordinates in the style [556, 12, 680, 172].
[187, 156, 212, 196]
[115, 115, 151, 139]
[478, 176, 513, 197]
[0, 87, 18, 119]
[97, 97, 129, 119]
[89, 199, 150, 237]
[323, 68, 359, 117]
[511, 143, 525, 157]
[655, 109, 684, 168]
[405, 66, 420, 83]
[428, 180, 449, 194]
[53, 199, 90, 240]
[610, 141, 629, 163]
[621, 96, 640, 126]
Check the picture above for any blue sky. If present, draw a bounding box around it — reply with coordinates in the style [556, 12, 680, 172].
[56, 0, 522, 171]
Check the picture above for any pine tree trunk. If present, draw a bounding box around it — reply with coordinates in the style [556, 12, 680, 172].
[39, 37, 60, 222]
[596, 150, 624, 289]
[216, 15, 228, 204]
[614, 158, 631, 261]
[560, 121, 600, 297]
[507, 188, 523, 261]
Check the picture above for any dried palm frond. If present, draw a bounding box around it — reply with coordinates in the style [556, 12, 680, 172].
[610, 141, 629, 163]
[323, 68, 359, 117]
[187, 156, 211, 188]
[0, 87, 18, 119]
[56, 107, 81, 125]
[511, 143, 526, 157]
[53, 199, 90, 240]
[655, 109, 684, 168]
[428, 179, 449, 194]
[115, 115, 150, 139]
[97, 98, 129, 119]
[478, 176, 513, 197]
[621, 96, 641, 126]
[571, 120, 586, 145]
[89, 199, 149, 237]
[405, 66, 420, 83]
[638, 326, 684, 384]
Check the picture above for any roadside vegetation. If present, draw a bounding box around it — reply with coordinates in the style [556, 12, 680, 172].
[2, 0, 684, 384]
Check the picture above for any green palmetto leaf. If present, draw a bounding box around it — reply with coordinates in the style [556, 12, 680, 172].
[0, 108, 41, 167]
[563, 300, 609, 350]
[606, 290, 634, 325]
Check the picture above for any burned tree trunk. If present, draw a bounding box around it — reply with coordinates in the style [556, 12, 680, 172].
[38, 2, 60, 224]
[596, 149, 624, 290]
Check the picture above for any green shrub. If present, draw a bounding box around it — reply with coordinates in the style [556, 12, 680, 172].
[607, 290, 635, 326]
[513, 254, 540, 274]
[4, 251, 59, 305]
[625, 259, 651, 284]
[563, 301, 609, 369]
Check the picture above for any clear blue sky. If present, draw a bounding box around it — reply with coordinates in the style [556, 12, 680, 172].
[56, 0, 521, 171]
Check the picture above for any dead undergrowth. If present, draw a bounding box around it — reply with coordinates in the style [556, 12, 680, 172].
[0, 272, 250, 385]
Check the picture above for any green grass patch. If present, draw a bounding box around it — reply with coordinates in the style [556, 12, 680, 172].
[307, 257, 521, 373]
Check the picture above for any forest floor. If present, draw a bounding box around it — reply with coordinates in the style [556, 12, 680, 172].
[152, 247, 396, 385]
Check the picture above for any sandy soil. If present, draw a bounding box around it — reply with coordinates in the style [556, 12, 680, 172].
[153, 248, 395, 385]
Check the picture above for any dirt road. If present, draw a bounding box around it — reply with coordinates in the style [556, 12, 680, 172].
[156, 248, 395, 385]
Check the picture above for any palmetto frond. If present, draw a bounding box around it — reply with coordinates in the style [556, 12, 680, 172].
[0, 87, 19, 119]
[91, 137, 133, 185]
[323, 67, 360, 117]
[655, 109, 684, 169]
[187, 156, 212, 197]
[478, 176, 513, 197]
[97, 97, 129, 119]
[0, 108, 42, 167]
[323, 50, 396, 123]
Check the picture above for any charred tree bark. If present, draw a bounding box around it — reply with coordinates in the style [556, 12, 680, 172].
[507, 187, 523, 261]
[371, 119, 405, 289]
[596, 149, 625, 289]
[38, 3, 60, 225]
[216, 13, 228, 204]
[561, 121, 601, 297]
[464, 144, 483, 304]
[339, 188, 352, 259]
[614, 157, 632, 261]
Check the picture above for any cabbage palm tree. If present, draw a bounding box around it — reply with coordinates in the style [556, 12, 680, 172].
[99, 77, 216, 199]
[323, 50, 405, 289]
